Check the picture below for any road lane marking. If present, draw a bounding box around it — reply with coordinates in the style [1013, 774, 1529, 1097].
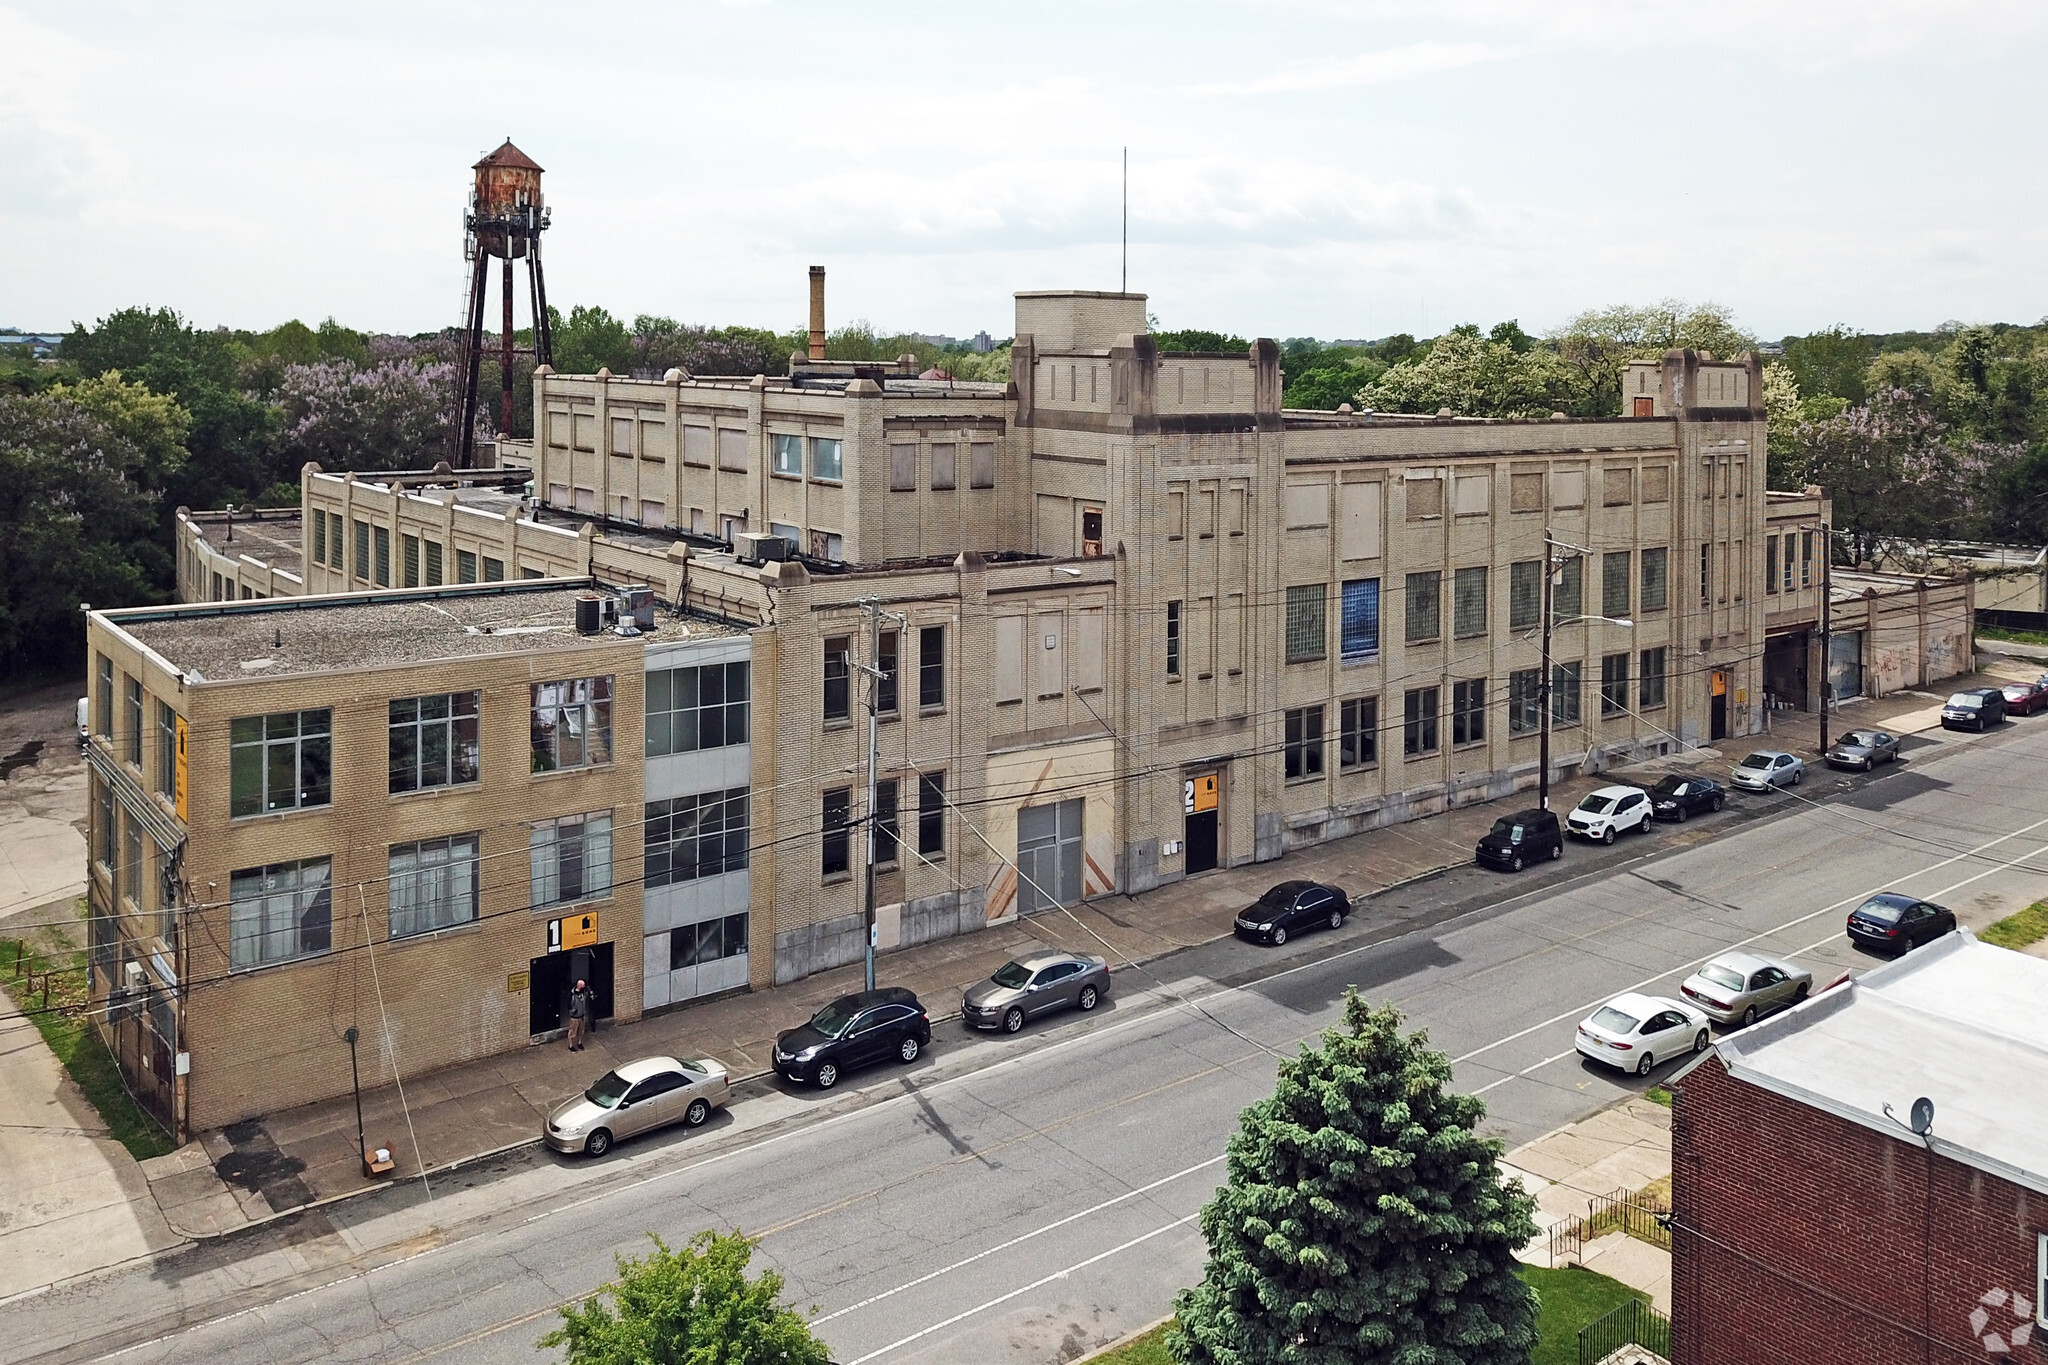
[812, 1155, 1224, 1325]
[842, 1213, 1201, 1365]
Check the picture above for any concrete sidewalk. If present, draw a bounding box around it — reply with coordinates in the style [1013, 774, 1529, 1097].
[147, 667, 2018, 1238]
[1504, 1097, 1675, 1312]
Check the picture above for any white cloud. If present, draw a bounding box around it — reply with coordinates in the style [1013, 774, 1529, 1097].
[1194, 41, 1512, 95]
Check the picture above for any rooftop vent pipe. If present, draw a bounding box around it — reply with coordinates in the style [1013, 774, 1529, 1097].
[808, 266, 826, 361]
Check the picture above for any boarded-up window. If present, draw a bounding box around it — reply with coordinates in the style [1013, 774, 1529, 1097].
[682, 425, 712, 467]
[611, 416, 634, 455]
[889, 443, 917, 491]
[1167, 488, 1186, 538]
[1642, 465, 1670, 503]
[1338, 482, 1383, 561]
[1226, 486, 1247, 536]
[970, 441, 996, 489]
[930, 443, 957, 490]
[1405, 475, 1443, 520]
[1553, 469, 1587, 508]
[1510, 471, 1544, 512]
[995, 617, 1024, 703]
[547, 409, 571, 448]
[573, 413, 597, 451]
[717, 428, 747, 472]
[1732, 461, 1747, 497]
[641, 500, 667, 528]
[1073, 609, 1104, 692]
[1034, 614, 1064, 697]
[1284, 478, 1329, 529]
[1604, 467, 1634, 506]
[1454, 474, 1489, 516]
[1036, 495, 1073, 556]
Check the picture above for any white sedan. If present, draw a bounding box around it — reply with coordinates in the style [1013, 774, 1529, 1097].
[1574, 992, 1711, 1076]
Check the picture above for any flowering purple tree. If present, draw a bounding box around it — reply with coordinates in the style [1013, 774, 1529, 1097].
[274, 358, 459, 472]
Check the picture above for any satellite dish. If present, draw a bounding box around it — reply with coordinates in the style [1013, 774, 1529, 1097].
[1909, 1097, 1935, 1135]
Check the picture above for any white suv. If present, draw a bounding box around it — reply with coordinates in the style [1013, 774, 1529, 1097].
[1566, 785, 1652, 843]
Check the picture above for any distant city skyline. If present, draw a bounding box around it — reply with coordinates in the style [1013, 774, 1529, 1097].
[5, 1, 2044, 344]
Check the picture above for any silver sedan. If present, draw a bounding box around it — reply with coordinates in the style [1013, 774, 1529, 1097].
[1731, 749, 1804, 791]
[1825, 729, 1901, 771]
[543, 1055, 730, 1157]
[1678, 951, 1814, 1027]
[963, 951, 1111, 1033]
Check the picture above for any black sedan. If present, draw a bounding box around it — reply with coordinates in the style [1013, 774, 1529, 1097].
[1645, 775, 1726, 823]
[1233, 880, 1350, 946]
[1825, 729, 1902, 771]
[772, 987, 931, 1089]
[1846, 892, 1956, 954]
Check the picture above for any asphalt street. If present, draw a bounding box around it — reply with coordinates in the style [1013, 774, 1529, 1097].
[8, 715, 2047, 1365]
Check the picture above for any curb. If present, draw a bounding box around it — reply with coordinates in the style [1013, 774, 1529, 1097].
[1072, 1314, 1175, 1364]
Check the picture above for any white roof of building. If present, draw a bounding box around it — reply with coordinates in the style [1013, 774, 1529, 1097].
[1706, 933, 2048, 1195]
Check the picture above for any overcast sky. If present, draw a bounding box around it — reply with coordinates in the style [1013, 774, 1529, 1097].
[6, 1, 2045, 345]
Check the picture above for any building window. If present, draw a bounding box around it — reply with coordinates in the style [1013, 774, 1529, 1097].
[1764, 537, 1779, 594]
[810, 436, 843, 482]
[530, 812, 613, 908]
[1405, 571, 1442, 644]
[1639, 648, 1668, 709]
[313, 513, 327, 568]
[1551, 661, 1582, 725]
[1782, 538, 1795, 592]
[1509, 668, 1542, 734]
[918, 771, 946, 856]
[1554, 558, 1582, 619]
[1284, 705, 1325, 780]
[402, 534, 420, 587]
[1641, 547, 1668, 613]
[1509, 561, 1541, 631]
[96, 653, 113, 737]
[930, 442, 957, 490]
[822, 788, 852, 876]
[484, 556, 505, 582]
[1801, 531, 1815, 587]
[1340, 697, 1378, 769]
[1601, 653, 1630, 717]
[670, 914, 750, 968]
[889, 443, 916, 491]
[529, 677, 613, 771]
[327, 511, 344, 569]
[94, 776, 114, 870]
[229, 858, 332, 970]
[877, 631, 899, 713]
[824, 636, 852, 722]
[156, 701, 178, 798]
[1285, 584, 1327, 663]
[229, 709, 332, 816]
[771, 434, 803, 476]
[124, 676, 143, 765]
[425, 540, 443, 586]
[122, 809, 142, 906]
[1700, 543, 1711, 605]
[1166, 601, 1182, 677]
[1403, 687, 1439, 756]
[1451, 678, 1486, 745]
[919, 626, 945, 708]
[875, 778, 899, 867]
[388, 833, 481, 938]
[645, 789, 749, 887]
[390, 691, 482, 793]
[1340, 579, 1381, 662]
[353, 520, 370, 581]
[646, 662, 750, 755]
[458, 549, 478, 584]
[970, 441, 996, 489]
[1453, 567, 1487, 638]
[374, 526, 391, 586]
[1602, 552, 1631, 618]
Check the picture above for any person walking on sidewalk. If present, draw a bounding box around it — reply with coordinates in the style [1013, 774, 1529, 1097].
[566, 979, 591, 1051]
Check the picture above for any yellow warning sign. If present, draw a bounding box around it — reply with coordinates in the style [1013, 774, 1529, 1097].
[508, 970, 529, 994]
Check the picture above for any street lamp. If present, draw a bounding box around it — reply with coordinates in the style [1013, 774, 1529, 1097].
[1817, 519, 1834, 756]
[1538, 529, 1634, 809]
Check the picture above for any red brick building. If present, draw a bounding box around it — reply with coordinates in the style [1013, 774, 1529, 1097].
[1670, 933, 2047, 1364]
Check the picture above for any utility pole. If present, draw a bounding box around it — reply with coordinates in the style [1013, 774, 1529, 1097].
[1539, 529, 1557, 810]
[861, 597, 881, 993]
[1818, 519, 1833, 755]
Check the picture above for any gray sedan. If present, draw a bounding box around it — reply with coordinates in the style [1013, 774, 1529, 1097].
[1825, 728, 1901, 771]
[543, 1055, 730, 1157]
[1678, 951, 1814, 1027]
[963, 951, 1111, 1033]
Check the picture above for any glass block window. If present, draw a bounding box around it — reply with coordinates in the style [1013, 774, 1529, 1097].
[1285, 584, 1327, 663]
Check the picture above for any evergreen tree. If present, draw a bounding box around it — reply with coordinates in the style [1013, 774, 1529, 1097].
[1170, 992, 1538, 1365]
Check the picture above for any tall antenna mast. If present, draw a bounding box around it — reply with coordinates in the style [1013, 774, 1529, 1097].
[1121, 146, 1128, 293]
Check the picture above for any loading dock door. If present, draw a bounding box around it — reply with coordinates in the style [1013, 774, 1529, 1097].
[1018, 798, 1084, 916]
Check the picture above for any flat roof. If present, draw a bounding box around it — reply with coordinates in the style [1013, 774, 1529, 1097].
[186, 510, 305, 577]
[106, 583, 738, 682]
[1708, 933, 2048, 1195]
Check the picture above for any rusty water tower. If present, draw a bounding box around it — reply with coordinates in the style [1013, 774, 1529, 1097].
[454, 139, 553, 467]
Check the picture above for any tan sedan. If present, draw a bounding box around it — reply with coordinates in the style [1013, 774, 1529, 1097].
[543, 1054, 730, 1157]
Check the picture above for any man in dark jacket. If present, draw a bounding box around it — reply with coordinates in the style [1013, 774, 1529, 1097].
[566, 979, 591, 1051]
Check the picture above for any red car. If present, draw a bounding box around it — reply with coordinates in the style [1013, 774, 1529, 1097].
[2000, 678, 2048, 715]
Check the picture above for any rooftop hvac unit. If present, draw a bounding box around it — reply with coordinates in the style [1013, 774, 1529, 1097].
[735, 532, 792, 567]
[614, 585, 655, 630]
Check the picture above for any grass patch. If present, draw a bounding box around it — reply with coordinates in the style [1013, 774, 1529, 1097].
[1523, 1264, 1651, 1365]
[1982, 900, 2048, 952]
[1582, 1175, 1673, 1250]
[1, 935, 177, 1161]
[1083, 1321, 1172, 1365]
[1643, 1084, 1673, 1108]
[1978, 625, 2048, 647]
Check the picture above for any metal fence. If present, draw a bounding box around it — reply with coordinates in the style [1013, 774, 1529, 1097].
[1547, 1184, 1671, 1265]
[1577, 1297, 1672, 1365]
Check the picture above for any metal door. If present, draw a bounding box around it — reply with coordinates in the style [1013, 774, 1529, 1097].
[1710, 670, 1729, 741]
[1018, 798, 1084, 916]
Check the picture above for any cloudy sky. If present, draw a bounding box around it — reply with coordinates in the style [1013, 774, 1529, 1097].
[5, 1, 2044, 344]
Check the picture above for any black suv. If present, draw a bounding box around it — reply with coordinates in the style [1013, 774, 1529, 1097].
[1940, 687, 2007, 731]
[773, 987, 931, 1089]
[1475, 808, 1563, 872]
